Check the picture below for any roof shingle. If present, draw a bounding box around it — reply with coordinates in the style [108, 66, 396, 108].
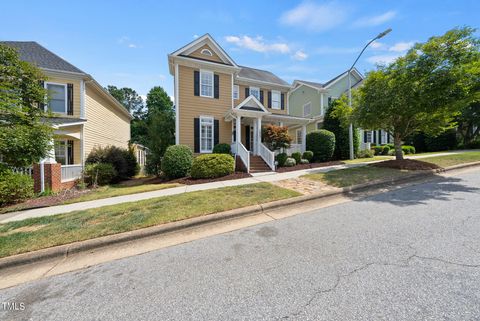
[238, 66, 290, 86]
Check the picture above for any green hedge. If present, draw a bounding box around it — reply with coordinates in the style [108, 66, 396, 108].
[306, 130, 336, 162]
[212, 143, 231, 154]
[161, 145, 193, 179]
[284, 157, 296, 167]
[381, 145, 390, 155]
[84, 163, 117, 186]
[302, 151, 314, 162]
[291, 152, 302, 164]
[402, 145, 416, 154]
[276, 153, 288, 167]
[191, 154, 234, 179]
[86, 145, 138, 182]
[0, 169, 34, 206]
[357, 149, 374, 158]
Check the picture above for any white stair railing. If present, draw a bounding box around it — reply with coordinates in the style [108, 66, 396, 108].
[236, 142, 250, 173]
[258, 142, 275, 171]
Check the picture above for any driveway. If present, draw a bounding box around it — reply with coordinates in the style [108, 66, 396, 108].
[1, 169, 479, 320]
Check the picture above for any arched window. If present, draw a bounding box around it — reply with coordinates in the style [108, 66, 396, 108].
[201, 48, 213, 56]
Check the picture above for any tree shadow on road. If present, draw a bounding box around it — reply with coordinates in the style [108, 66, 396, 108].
[351, 175, 480, 207]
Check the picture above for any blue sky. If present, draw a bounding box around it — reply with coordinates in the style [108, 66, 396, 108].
[1, 0, 479, 100]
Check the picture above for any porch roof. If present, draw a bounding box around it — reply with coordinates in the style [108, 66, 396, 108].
[45, 117, 87, 128]
[263, 113, 313, 125]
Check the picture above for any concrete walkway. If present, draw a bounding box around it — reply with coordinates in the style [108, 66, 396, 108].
[0, 151, 467, 223]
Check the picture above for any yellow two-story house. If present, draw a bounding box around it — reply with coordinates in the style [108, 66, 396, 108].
[168, 34, 312, 172]
[2, 41, 132, 184]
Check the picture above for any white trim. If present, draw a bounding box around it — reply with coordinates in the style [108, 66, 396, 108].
[200, 48, 213, 56]
[231, 75, 235, 109]
[55, 121, 87, 128]
[320, 94, 324, 116]
[81, 124, 85, 169]
[295, 128, 303, 145]
[80, 80, 85, 118]
[271, 90, 281, 110]
[200, 69, 214, 98]
[169, 55, 240, 75]
[291, 81, 326, 93]
[249, 86, 260, 100]
[233, 84, 239, 100]
[45, 82, 68, 114]
[175, 63, 179, 144]
[235, 95, 269, 113]
[324, 68, 364, 89]
[199, 116, 214, 153]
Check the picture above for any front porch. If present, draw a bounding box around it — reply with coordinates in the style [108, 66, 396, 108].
[226, 96, 312, 173]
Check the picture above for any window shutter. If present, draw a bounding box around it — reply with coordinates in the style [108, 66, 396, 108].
[67, 83, 74, 115]
[364, 131, 367, 143]
[67, 140, 74, 165]
[194, 71, 200, 96]
[373, 131, 377, 144]
[387, 133, 390, 144]
[268, 91, 272, 108]
[39, 81, 45, 110]
[245, 125, 250, 150]
[260, 90, 264, 105]
[245, 87, 249, 98]
[194, 118, 200, 153]
[214, 74, 219, 99]
[378, 130, 382, 145]
[281, 93, 285, 110]
[214, 119, 219, 146]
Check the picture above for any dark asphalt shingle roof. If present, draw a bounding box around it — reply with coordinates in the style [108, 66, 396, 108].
[238, 66, 290, 86]
[0, 41, 86, 74]
[44, 117, 87, 124]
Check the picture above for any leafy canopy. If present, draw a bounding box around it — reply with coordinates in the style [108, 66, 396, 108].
[263, 124, 292, 151]
[0, 44, 53, 167]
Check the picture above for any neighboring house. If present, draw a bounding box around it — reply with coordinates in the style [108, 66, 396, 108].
[2, 41, 132, 187]
[289, 69, 391, 151]
[168, 34, 312, 172]
[131, 143, 149, 175]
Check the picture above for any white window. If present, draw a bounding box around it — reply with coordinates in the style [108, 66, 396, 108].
[365, 131, 372, 143]
[303, 102, 311, 116]
[271, 90, 281, 109]
[296, 129, 303, 145]
[316, 122, 322, 130]
[200, 116, 214, 153]
[54, 140, 67, 165]
[201, 48, 213, 56]
[200, 70, 213, 98]
[249, 86, 260, 100]
[233, 85, 239, 99]
[46, 83, 67, 113]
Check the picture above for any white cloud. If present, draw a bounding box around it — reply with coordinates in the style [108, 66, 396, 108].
[279, 1, 349, 32]
[140, 95, 147, 102]
[366, 54, 401, 65]
[118, 36, 138, 49]
[193, 34, 199, 39]
[389, 41, 415, 52]
[292, 50, 308, 61]
[370, 41, 385, 49]
[353, 10, 396, 27]
[225, 35, 290, 54]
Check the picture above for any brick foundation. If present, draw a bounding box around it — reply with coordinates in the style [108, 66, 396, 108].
[33, 163, 62, 193]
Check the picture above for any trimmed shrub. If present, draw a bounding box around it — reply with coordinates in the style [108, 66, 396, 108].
[357, 149, 374, 158]
[302, 151, 314, 162]
[212, 143, 231, 154]
[381, 145, 390, 155]
[300, 159, 309, 164]
[275, 152, 288, 167]
[373, 146, 383, 155]
[291, 152, 302, 164]
[402, 145, 416, 154]
[388, 149, 405, 156]
[86, 145, 138, 182]
[284, 157, 296, 167]
[465, 139, 480, 149]
[0, 170, 34, 206]
[191, 154, 234, 179]
[306, 130, 336, 162]
[84, 163, 117, 186]
[407, 130, 457, 153]
[161, 145, 193, 178]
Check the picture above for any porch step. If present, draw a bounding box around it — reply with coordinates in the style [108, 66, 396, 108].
[249, 155, 271, 173]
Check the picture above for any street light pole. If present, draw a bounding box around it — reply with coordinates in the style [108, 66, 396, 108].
[348, 28, 392, 160]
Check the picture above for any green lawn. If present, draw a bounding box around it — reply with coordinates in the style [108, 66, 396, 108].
[0, 183, 300, 258]
[342, 156, 392, 164]
[302, 166, 410, 188]
[62, 183, 181, 204]
[419, 151, 480, 168]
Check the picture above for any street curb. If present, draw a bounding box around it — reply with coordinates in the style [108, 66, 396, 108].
[1, 161, 479, 271]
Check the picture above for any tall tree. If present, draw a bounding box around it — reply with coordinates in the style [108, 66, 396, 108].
[0, 44, 53, 167]
[348, 27, 479, 160]
[144, 86, 175, 175]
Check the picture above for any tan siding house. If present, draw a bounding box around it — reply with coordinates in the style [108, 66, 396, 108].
[169, 34, 312, 172]
[2, 41, 132, 182]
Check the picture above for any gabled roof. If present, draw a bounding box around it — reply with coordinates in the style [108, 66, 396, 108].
[238, 66, 290, 87]
[235, 95, 269, 113]
[292, 79, 324, 90]
[323, 67, 363, 88]
[1, 41, 86, 74]
[170, 33, 238, 67]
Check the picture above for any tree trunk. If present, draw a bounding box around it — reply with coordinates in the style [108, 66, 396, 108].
[394, 134, 403, 160]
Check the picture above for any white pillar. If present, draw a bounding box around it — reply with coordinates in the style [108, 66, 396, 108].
[43, 138, 57, 164]
[257, 117, 262, 153]
[301, 124, 307, 153]
[236, 116, 241, 151]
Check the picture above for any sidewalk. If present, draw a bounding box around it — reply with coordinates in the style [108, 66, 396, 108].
[0, 151, 463, 223]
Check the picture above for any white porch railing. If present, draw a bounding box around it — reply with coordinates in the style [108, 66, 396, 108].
[235, 142, 250, 173]
[61, 164, 82, 182]
[10, 166, 33, 177]
[259, 142, 275, 171]
[275, 144, 303, 156]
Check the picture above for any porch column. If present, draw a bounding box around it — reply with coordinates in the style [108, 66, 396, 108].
[235, 116, 241, 150]
[42, 138, 57, 164]
[256, 117, 262, 153]
[301, 124, 307, 153]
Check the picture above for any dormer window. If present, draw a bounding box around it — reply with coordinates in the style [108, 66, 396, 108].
[201, 49, 213, 56]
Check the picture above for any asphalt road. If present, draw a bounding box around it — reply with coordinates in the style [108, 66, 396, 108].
[1, 169, 480, 321]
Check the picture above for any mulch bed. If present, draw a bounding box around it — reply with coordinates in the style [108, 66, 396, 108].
[276, 161, 343, 173]
[146, 172, 252, 185]
[372, 159, 441, 170]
